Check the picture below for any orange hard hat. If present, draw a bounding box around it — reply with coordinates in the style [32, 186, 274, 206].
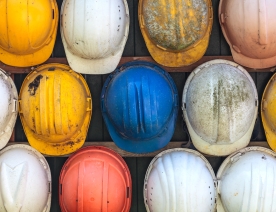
[59, 146, 132, 212]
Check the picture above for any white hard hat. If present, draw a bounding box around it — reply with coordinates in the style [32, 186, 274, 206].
[182, 59, 258, 156]
[144, 148, 217, 212]
[217, 147, 276, 212]
[60, 0, 129, 74]
[0, 69, 18, 150]
[0, 144, 51, 212]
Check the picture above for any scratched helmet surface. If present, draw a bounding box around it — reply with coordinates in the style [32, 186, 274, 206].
[0, 0, 58, 67]
[19, 63, 92, 156]
[101, 61, 178, 153]
[59, 146, 132, 212]
[138, 0, 213, 67]
[0, 144, 51, 212]
[182, 59, 258, 156]
[60, 0, 129, 74]
[144, 148, 217, 212]
[0, 69, 18, 150]
[217, 147, 276, 212]
[261, 73, 276, 152]
[219, 0, 276, 68]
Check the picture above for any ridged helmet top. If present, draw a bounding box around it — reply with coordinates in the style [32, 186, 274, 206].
[0, 144, 51, 212]
[19, 64, 92, 155]
[144, 148, 216, 212]
[182, 59, 258, 156]
[101, 61, 178, 153]
[61, 0, 128, 59]
[59, 146, 132, 212]
[142, 0, 209, 51]
[217, 147, 276, 212]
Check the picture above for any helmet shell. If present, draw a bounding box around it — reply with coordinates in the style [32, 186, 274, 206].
[219, 0, 276, 68]
[19, 63, 92, 156]
[0, 0, 58, 67]
[61, 0, 129, 74]
[101, 61, 178, 153]
[261, 72, 276, 151]
[59, 146, 132, 212]
[0, 144, 51, 212]
[182, 59, 258, 156]
[144, 148, 217, 212]
[0, 69, 18, 150]
[139, 0, 213, 67]
[217, 147, 276, 212]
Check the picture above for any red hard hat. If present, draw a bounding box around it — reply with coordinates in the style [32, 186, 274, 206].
[59, 146, 132, 212]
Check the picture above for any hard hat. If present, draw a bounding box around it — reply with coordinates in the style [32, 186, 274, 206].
[101, 61, 178, 153]
[18, 63, 92, 156]
[0, 69, 18, 150]
[0, 0, 58, 67]
[219, 0, 276, 68]
[138, 0, 213, 67]
[217, 146, 276, 212]
[0, 144, 51, 212]
[60, 0, 129, 74]
[144, 148, 217, 212]
[59, 146, 132, 212]
[261, 73, 276, 151]
[182, 59, 258, 156]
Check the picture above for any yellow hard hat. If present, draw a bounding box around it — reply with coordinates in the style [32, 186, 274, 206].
[262, 73, 276, 151]
[19, 64, 92, 156]
[138, 0, 213, 67]
[0, 0, 58, 67]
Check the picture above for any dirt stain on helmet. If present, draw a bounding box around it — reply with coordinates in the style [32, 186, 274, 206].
[28, 75, 43, 96]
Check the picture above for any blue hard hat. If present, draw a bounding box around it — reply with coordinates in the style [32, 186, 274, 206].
[101, 61, 178, 153]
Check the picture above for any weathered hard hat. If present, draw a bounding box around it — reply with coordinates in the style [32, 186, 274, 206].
[219, 0, 276, 68]
[0, 0, 58, 67]
[261, 73, 276, 151]
[60, 0, 129, 74]
[182, 59, 258, 156]
[59, 146, 132, 212]
[217, 147, 276, 212]
[101, 61, 178, 153]
[144, 148, 217, 212]
[0, 69, 18, 150]
[138, 0, 213, 67]
[19, 63, 92, 156]
[0, 144, 51, 212]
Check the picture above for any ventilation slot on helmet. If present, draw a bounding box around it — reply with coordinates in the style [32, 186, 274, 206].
[52, 9, 55, 19]
[127, 187, 129, 198]
[60, 184, 62, 195]
[48, 67, 55, 71]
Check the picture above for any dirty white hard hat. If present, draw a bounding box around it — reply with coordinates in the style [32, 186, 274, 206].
[182, 59, 258, 156]
[0, 69, 18, 150]
[60, 0, 129, 74]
